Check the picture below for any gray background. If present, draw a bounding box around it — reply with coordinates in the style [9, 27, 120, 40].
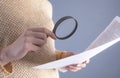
[49, 0, 120, 78]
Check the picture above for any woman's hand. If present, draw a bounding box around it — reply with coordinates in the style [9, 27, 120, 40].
[0, 28, 56, 65]
[61, 52, 90, 72]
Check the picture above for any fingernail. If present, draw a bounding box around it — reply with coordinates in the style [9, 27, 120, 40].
[77, 64, 81, 67]
[82, 64, 86, 68]
[51, 35, 57, 40]
[53, 35, 57, 40]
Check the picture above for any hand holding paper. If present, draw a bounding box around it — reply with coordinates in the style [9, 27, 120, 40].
[58, 52, 89, 72]
[33, 16, 120, 71]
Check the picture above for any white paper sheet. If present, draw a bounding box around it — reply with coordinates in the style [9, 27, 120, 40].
[33, 16, 120, 70]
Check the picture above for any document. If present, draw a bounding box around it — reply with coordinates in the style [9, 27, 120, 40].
[33, 16, 120, 70]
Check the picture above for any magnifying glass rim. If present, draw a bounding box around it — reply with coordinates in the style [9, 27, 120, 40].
[53, 16, 78, 40]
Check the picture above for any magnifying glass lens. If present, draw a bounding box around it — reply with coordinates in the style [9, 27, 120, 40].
[55, 19, 77, 39]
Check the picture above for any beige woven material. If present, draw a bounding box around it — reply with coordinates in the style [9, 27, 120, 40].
[0, 0, 59, 78]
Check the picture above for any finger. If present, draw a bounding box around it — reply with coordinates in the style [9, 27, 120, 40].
[26, 36, 46, 47]
[27, 43, 41, 52]
[31, 37, 46, 47]
[82, 59, 90, 64]
[77, 63, 86, 68]
[29, 28, 56, 39]
[42, 28, 56, 39]
[68, 64, 78, 67]
[68, 63, 86, 69]
[65, 66, 81, 72]
[86, 59, 90, 64]
[28, 31, 47, 41]
[65, 65, 80, 70]
[68, 69, 80, 72]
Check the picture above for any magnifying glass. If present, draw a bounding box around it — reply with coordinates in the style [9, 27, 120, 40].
[53, 16, 78, 40]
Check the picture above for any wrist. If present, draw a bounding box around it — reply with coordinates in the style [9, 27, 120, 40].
[0, 48, 11, 65]
[0, 48, 13, 74]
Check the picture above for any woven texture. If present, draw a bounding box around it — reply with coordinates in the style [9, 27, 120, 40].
[0, 0, 59, 78]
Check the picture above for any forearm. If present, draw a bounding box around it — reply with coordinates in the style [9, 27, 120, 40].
[0, 47, 11, 65]
[0, 47, 13, 74]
